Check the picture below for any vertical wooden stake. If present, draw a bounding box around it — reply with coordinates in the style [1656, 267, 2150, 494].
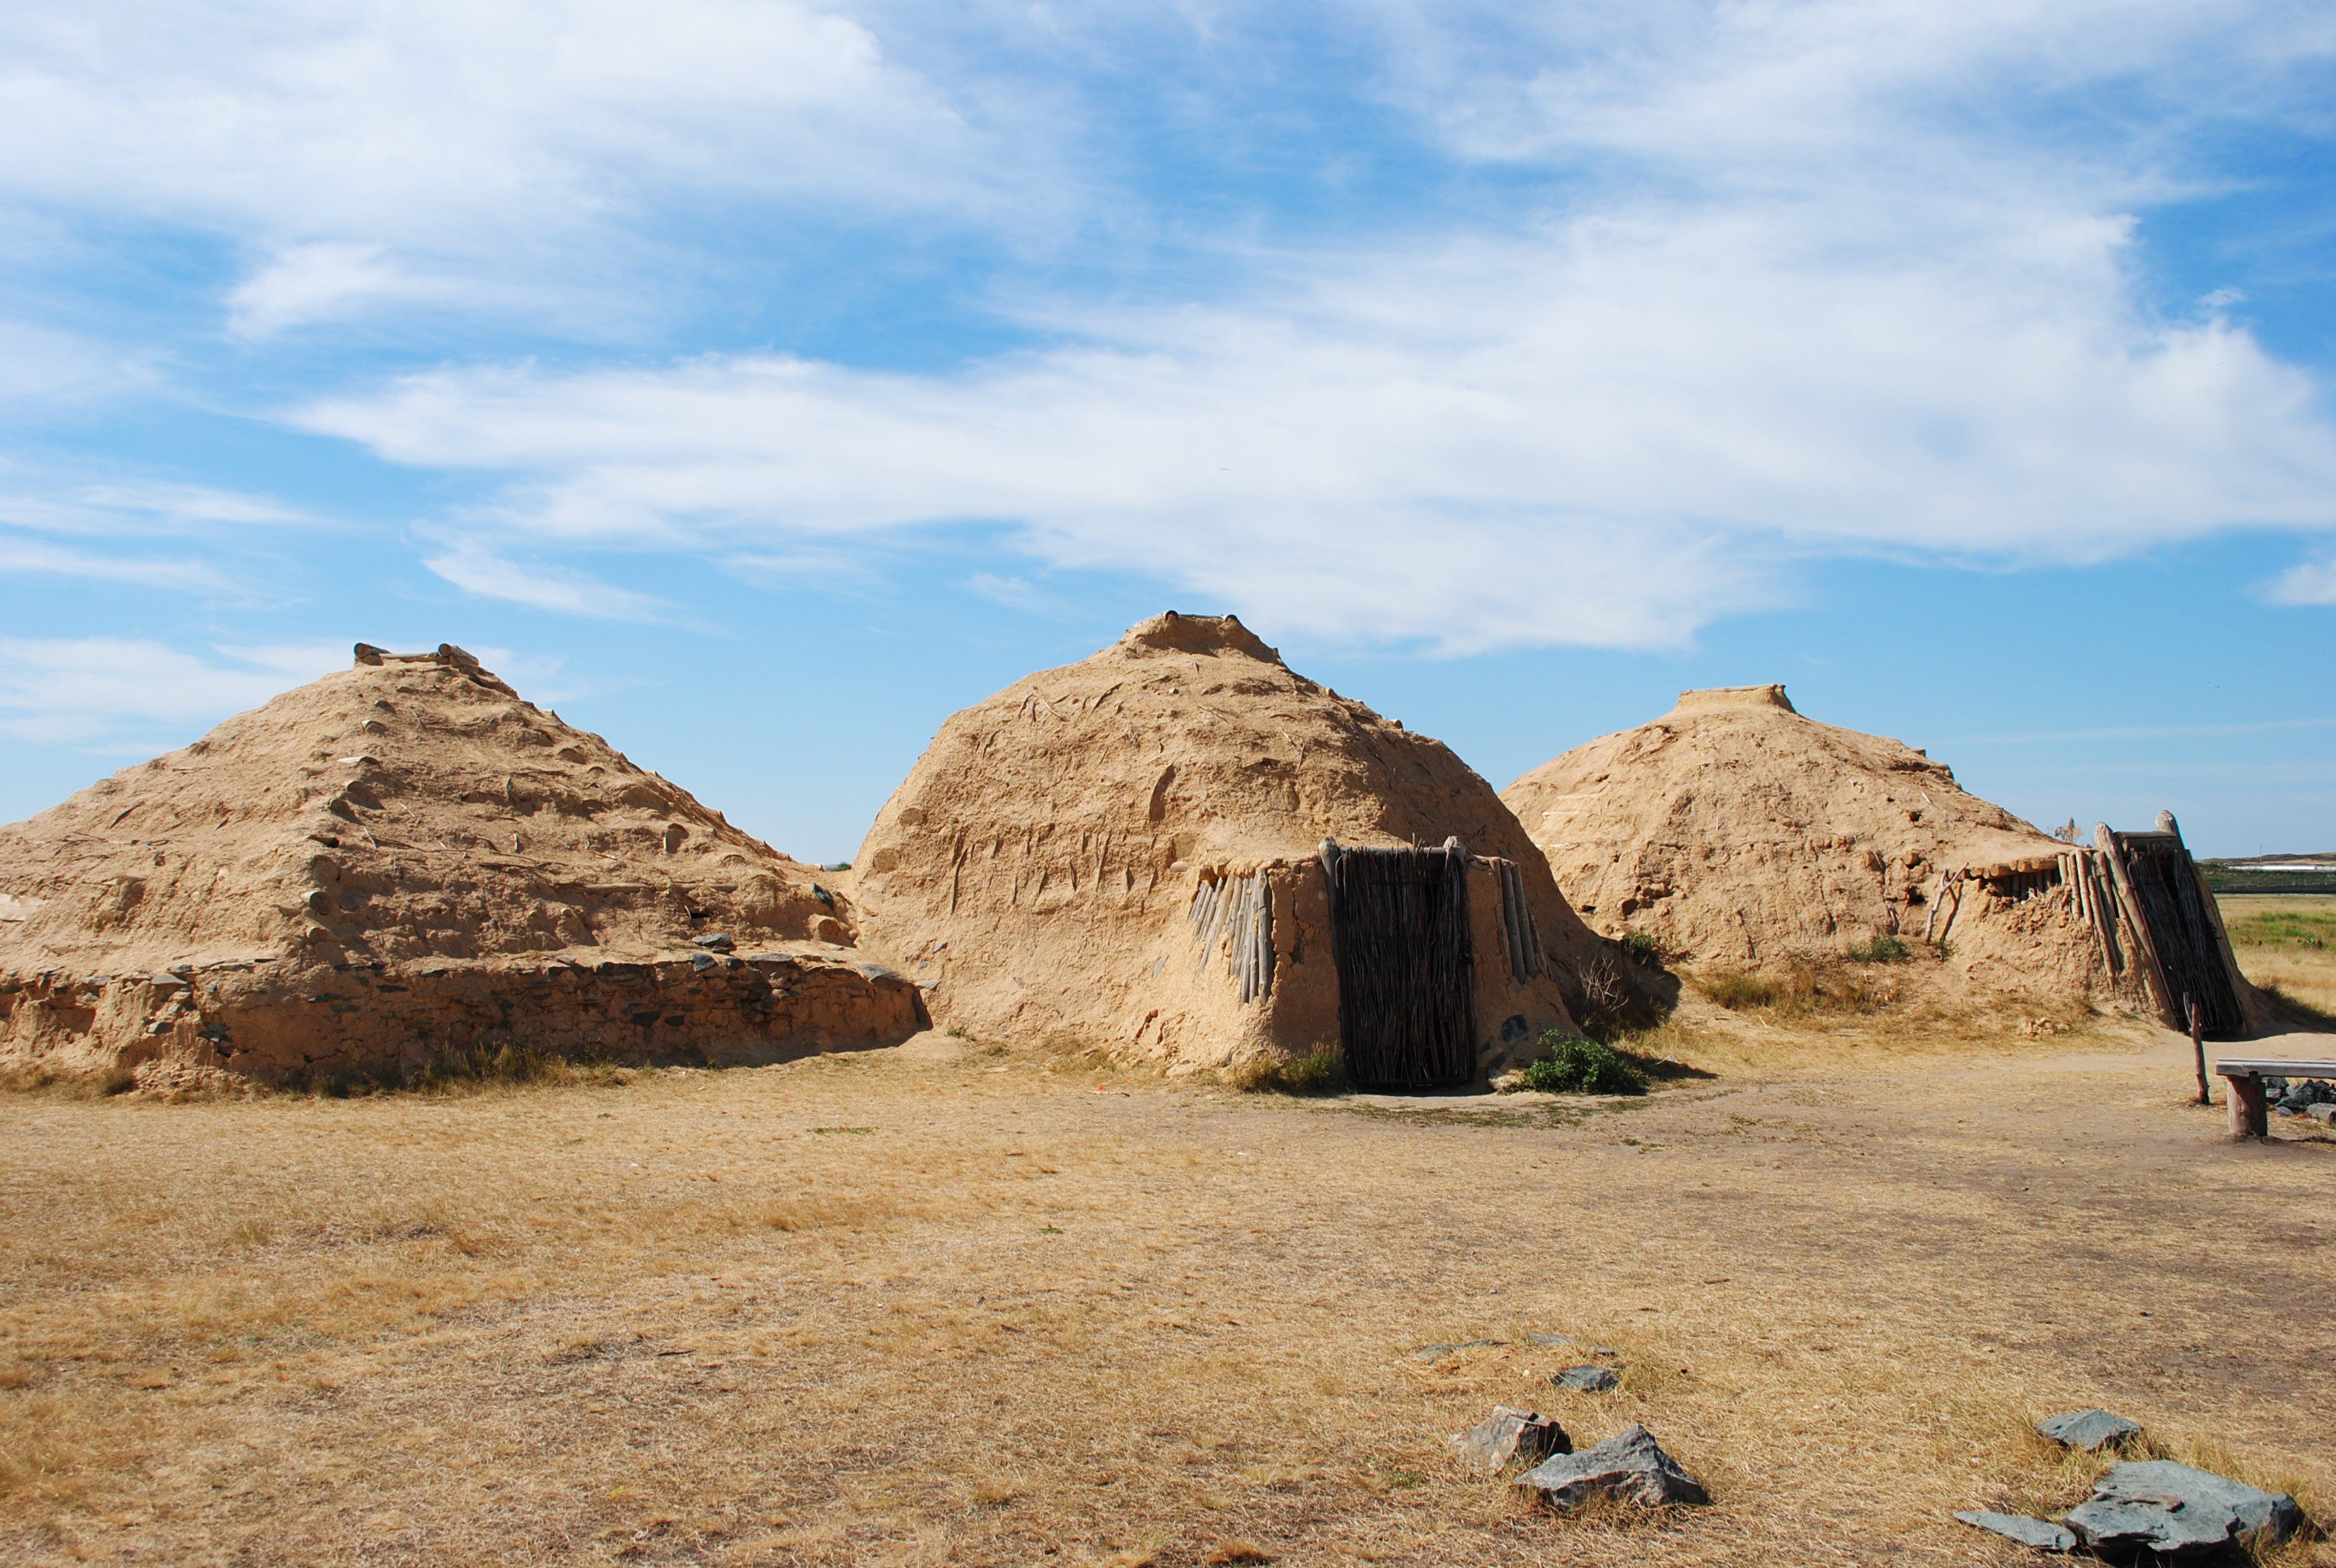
[2188, 994, 2209, 1107]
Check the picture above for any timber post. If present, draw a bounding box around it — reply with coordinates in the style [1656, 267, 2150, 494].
[2226, 1072, 2268, 1140]
[2188, 995, 2209, 1107]
[2096, 824, 2175, 1026]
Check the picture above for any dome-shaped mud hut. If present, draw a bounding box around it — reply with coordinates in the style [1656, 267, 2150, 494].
[1501, 684, 2267, 1035]
[850, 613, 1616, 1087]
[0, 644, 921, 1087]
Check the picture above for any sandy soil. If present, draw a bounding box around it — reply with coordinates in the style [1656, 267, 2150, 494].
[3, 1004, 2332, 1566]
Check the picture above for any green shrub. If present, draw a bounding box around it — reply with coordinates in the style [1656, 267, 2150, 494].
[1516, 1032, 1646, 1095]
[1620, 929, 1662, 965]
[1846, 936, 1911, 964]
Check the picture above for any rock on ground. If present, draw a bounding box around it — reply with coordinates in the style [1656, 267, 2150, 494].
[2034, 1407, 2142, 1451]
[1954, 1512, 2076, 1552]
[1451, 1406, 1569, 1474]
[2063, 1460, 2302, 1558]
[1514, 1423, 1709, 1511]
[1552, 1366, 1620, 1392]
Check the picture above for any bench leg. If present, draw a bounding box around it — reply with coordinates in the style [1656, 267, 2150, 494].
[2226, 1075, 2268, 1140]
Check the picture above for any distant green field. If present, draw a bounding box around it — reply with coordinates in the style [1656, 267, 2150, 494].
[2198, 867, 2336, 895]
[2220, 900, 2336, 949]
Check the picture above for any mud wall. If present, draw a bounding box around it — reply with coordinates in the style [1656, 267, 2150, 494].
[0, 951, 924, 1085]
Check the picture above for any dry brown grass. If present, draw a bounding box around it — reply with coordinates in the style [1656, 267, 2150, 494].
[2, 1017, 2332, 1566]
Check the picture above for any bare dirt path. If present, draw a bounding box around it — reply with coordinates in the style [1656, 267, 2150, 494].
[2, 1022, 2330, 1566]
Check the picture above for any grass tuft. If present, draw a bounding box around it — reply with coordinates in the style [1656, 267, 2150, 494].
[1694, 957, 1893, 1020]
[1232, 1049, 1344, 1095]
[1846, 936, 1912, 964]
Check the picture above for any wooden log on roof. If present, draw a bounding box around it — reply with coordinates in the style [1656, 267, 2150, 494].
[1229, 876, 1246, 999]
[1975, 855, 2066, 878]
[1258, 869, 1274, 1000]
[2151, 811, 2255, 1033]
[2096, 823, 2175, 1026]
[1500, 861, 1529, 980]
[1238, 874, 1258, 999]
[2084, 850, 2127, 977]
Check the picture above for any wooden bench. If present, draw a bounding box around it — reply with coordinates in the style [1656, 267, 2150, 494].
[2215, 1058, 2336, 1138]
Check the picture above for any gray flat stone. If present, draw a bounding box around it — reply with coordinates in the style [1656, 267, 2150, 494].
[1954, 1512, 2076, 1551]
[2035, 1407, 2142, 1452]
[2064, 1460, 2301, 1558]
[1552, 1365, 1620, 1392]
[1515, 1423, 1708, 1511]
[1451, 1405, 1570, 1473]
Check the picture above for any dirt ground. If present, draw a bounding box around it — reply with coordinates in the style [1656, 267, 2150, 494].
[3, 956, 2333, 1565]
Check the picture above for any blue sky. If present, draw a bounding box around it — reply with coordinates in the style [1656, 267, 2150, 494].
[3, 0, 2334, 861]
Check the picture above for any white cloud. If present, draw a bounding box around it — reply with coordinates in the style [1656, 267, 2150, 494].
[300, 198, 2336, 649]
[0, 0, 1009, 333]
[13, 0, 2334, 648]
[0, 637, 343, 744]
[225, 243, 422, 338]
[2267, 556, 2336, 606]
[422, 536, 675, 621]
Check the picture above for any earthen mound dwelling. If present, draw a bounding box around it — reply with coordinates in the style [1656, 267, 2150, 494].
[851, 613, 1614, 1088]
[0, 644, 920, 1086]
[1503, 684, 2267, 1033]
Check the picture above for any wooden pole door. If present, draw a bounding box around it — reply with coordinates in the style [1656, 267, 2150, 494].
[1320, 839, 1477, 1091]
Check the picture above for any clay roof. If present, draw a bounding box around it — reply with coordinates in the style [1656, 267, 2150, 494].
[0, 644, 852, 977]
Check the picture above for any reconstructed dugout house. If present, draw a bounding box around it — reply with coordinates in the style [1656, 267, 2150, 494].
[1502, 684, 2265, 1035]
[0, 644, 921, 1086]
[850, 613, 1609, 1087]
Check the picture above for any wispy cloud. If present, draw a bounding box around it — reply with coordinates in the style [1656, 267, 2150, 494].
[0, 0, 1017, 335]
[259, 0, 2336, 650]
[0, 636, 343, 745]
[8, 0, 2336, 653]
[0, 536, 238, 593]
[226, 242, 413, 338]
[0, 319, 141, 403]
[0, 473, 318, 539]
[299, 223, 2336, 651]
[422, 536, 676, 621]
[966, 572, 1076, 616]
